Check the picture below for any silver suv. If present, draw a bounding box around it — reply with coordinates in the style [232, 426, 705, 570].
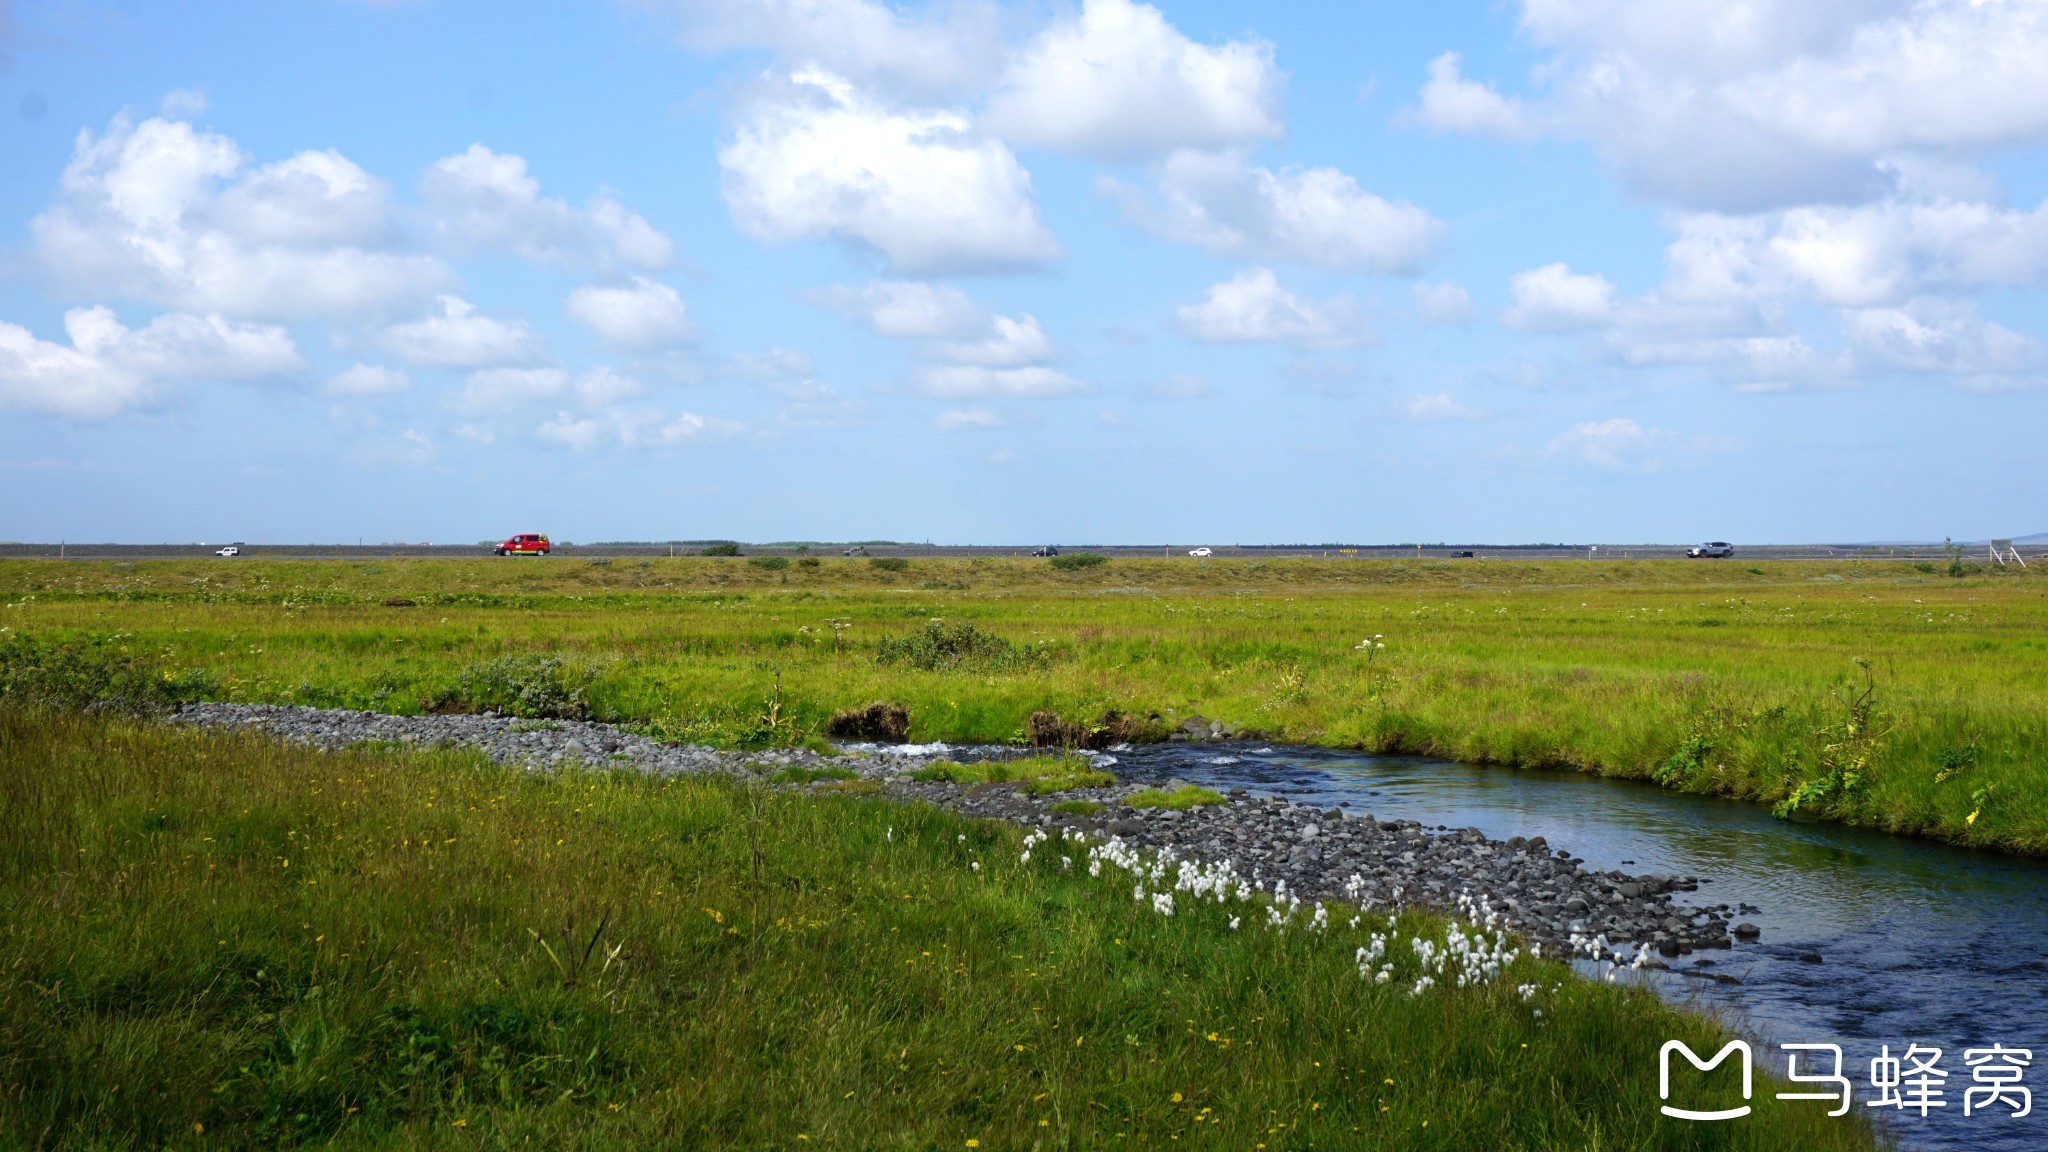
[1687, 542, 1735, 558]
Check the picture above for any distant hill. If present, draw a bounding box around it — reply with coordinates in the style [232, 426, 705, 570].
[2012, 532, 2048, 545]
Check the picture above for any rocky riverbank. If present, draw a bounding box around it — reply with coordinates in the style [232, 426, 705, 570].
[175, 703, 1749, 963]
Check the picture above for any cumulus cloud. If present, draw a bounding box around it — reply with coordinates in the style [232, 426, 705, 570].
[454, 366, 644, 414]
[633, 0, 1003, 98]
[32, 115, 452, 321]
[719, 69, 1060, 275]
[1663, 199, 2048, 308]
[538, 406, 742, 450]
[918, 365, 1088, 399]
[1109, 150, 1444, 274]
[1547, 416, 1661, 469]
[982, 0, 1282, 160]
[1842, 298, 2045, 380]
[932, 313, 1053, 366]
[935, 406, 1004, 430]
[1392, 390, 1489, 422]
[0, 306, 300, 420]
[1503, 262, 1616, 330]
[422, 145, 675, 270]
[381, 296, 545, 369]
[1431, 0, 2048, 211]
[1413, 280, 1474, 325]
[808, 279, 986, 338]
[566, 277, 696, 351]
[323, 363, 411, 396]
[1175, 267, 1368, 348]
[1411, 52, 1531, 139]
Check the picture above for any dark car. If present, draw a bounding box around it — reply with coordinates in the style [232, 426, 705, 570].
[1031, 546, 1060, 557]
[1687, 542, 1735, 558]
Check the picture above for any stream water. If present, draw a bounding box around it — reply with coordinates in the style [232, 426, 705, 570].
[1085, 743, 2048, 1152]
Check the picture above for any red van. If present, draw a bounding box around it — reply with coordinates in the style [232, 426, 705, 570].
[495, 533, 552, 556]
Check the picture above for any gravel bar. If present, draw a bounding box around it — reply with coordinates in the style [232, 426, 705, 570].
[176, 703, 1749, 962]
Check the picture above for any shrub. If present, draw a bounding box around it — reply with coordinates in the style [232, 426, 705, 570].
[1027, 708, 1168, 749]
[796, 557, 821, 569]
[1049, 553, 1108, 571]
[869, 557, 909, 573]
[425, 654, 593, 720]
[875, 620, 1045, 673]
[701, 543, 743, 557]
[748, 556, 790, 571]
[0, 634, 218, 715]
[825, 701, 911, 743]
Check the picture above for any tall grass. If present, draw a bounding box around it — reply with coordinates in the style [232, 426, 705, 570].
[3, 555, 2045, 851]
[0, 710, 1875, 1150]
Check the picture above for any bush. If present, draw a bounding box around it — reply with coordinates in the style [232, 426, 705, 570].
[824, 702, 911, 743]
[875, 620, 1045, 673]
[748, 556, 790, 571]
[1049, 553, 1108, 571]
[0, 634, 219, 715]
[425, 654, 593, 720]
[796, 557, 821, 569]
[700, 543, 742, 557]
[869, 557, 909, 573]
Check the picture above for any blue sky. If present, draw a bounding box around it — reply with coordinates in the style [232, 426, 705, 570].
[3, 0, 2045, 545]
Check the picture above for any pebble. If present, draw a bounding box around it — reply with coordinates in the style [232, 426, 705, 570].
[174, 702, 1744, 957]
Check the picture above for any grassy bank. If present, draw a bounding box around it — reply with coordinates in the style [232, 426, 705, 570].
[3, 554, 2046, 853]
[0, 710, 1874, 1150]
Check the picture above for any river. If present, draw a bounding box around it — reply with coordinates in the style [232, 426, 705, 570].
[1089, 742, 2048, 1152]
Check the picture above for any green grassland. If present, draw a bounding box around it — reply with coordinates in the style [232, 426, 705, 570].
[3, 554, 2046, 852]
[0, 710, 1876, 1150]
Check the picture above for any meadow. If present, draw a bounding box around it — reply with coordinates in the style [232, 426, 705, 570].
[0, 709, 1876, 1150]
[3, 553, 2045, 853]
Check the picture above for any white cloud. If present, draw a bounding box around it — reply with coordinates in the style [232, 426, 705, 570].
[983, 0, 1281, 161]
[1393, 391, 1489, 422]
[932, 314, 1053, 366]
[33, 115, 452, 321]
[0, 306, 300, 420]
[1449, 0, 2048, 211]
[566, 277, 696, 351]
[935, 406, 1004, 430]
[537, 406, 741, 450]
[719, 69, 1060, 275]
[1412, 52, 1531, 139]
[1664, 199, 2048, 308]
[1503, 262, 1616, 330]
[917, 365, 1090, 399]
[1111, 150, 1445, 274]
[324, 363, 411, 396]
[719, 348, 816, 381]
[809, 279, 986, 338]
[634, 0, 1002, 98]
[381, 296, 545, 368]
[1842, 298, 2045, 379]
[422, 145, 675, 270]
[1413, 280, 1474, 325]
[454, 366, 642, 414]
[1548, 416, 1660, 469]
[1175, 267, 1367, 348]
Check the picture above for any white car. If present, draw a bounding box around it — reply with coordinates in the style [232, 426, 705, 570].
[1188, 547, 1213, 557]
[215, 545, 240, 558]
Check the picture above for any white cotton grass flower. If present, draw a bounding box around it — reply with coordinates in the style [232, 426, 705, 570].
[1229, 916, 1241, 930]
[970, 861, 980, 872]
[886, 827, 893, 842]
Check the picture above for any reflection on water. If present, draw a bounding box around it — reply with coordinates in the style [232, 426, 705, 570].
[1096, 743, 2048, 1152]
